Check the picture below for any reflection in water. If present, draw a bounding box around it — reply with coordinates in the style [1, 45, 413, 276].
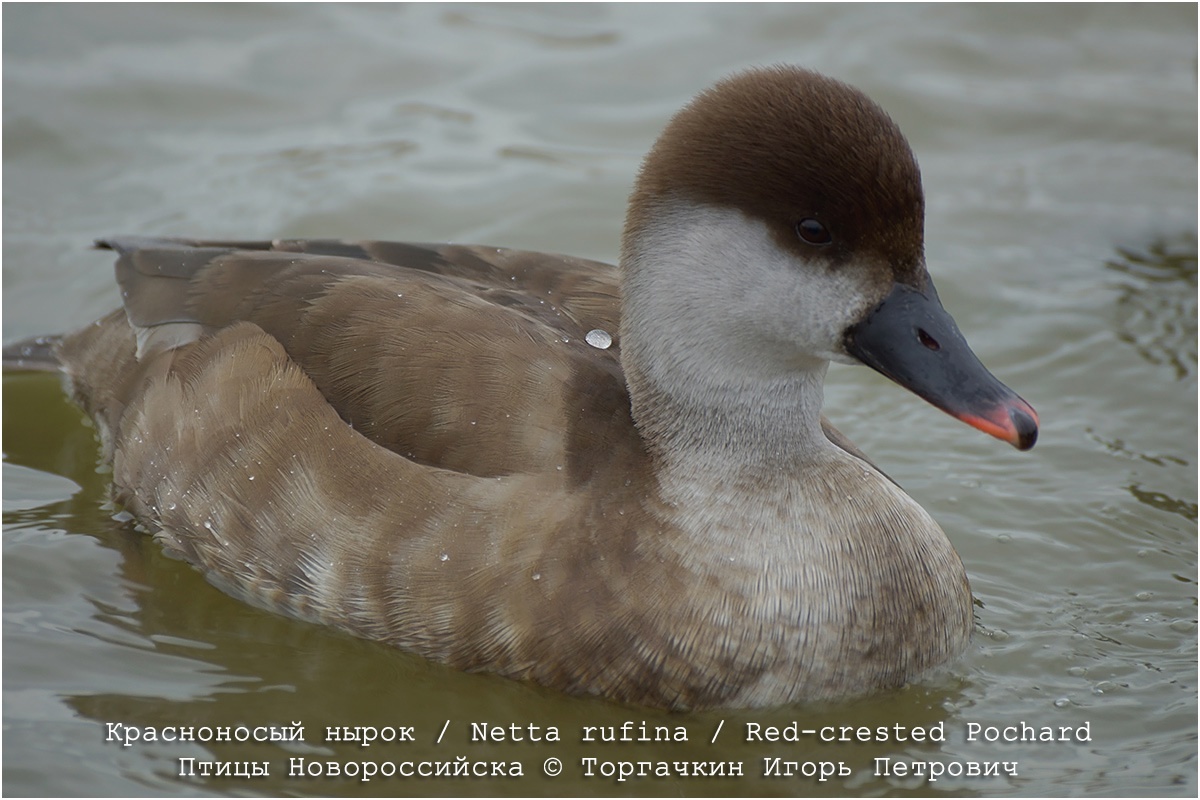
[1126, 483, 1198, 523]
[1106, 235, 1198, 381]
[1104, 235, 1198, 525]
[1085, 429, 1189, 468]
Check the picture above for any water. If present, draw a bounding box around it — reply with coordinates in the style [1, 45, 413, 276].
[585, 329, 613, 350]
[3, 4, 1196, 796]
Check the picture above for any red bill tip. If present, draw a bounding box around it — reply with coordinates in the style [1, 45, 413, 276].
[959, 400, 1039, 451]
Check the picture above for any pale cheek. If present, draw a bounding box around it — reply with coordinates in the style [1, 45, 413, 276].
[764, 274, 864, 357]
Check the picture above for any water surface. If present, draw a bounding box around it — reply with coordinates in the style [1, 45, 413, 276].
[3, 3, 1196, 796]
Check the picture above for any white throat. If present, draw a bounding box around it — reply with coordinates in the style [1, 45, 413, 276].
[619, 202, 855, 473]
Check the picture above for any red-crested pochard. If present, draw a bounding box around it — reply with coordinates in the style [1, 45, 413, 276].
[4, 66, 1037, 710]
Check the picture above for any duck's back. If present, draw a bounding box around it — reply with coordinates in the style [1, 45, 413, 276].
[76, 237, 634, 480]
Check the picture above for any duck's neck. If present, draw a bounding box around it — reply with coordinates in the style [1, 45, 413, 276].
[619, 204, 838, 476]
[625, 354, 834, 474]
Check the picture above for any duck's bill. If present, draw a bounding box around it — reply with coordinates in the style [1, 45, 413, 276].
[844, 282, 1039, 451]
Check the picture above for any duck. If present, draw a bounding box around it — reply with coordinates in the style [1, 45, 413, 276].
[4, 66, 1038, 711]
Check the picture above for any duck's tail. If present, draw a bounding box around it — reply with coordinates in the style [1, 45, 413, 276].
[3, 334, 63, 372]
[3, 238, 200, 373]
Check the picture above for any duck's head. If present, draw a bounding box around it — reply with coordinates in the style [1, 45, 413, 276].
[620, 66, 1037, 450]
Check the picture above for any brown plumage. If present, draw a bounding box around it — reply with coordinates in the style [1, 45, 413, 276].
[4, 66, 1039, 709]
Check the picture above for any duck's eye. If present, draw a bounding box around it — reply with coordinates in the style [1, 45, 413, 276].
[796, 218, 832, 246]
